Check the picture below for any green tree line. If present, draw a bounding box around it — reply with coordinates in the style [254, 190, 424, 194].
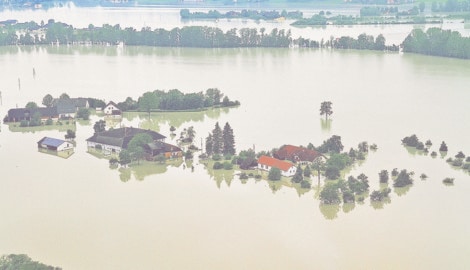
[402, 28, 470, 59]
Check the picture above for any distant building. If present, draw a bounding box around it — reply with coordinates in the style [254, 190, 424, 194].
[274, 145, 324, 164]
[257, 155, 297, 177]
[5, 107, 58, 123]
[144, 141, 183, 159]
[37, 137, 74, 152]
[104, 101, 122, 118]
[86, 127, 166, 154]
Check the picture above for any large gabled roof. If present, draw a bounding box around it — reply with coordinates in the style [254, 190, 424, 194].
[274, 144, 322, 162]
[258, 155, 294, 172]
[86, 127, 166, 149]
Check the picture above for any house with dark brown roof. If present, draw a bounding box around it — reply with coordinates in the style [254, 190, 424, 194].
[274, 145, 324, 164]
[144, 141, 183, 159]
[258, 155, 297, 177]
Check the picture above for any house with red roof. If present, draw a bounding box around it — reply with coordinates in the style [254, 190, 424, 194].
[274, 145, 324, 165]
[257, 155, 297, 177]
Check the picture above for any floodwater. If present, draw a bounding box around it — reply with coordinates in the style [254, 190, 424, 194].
[1, 6, 470, 270]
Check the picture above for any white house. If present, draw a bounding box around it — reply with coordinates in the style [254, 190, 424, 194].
[104, 101, 122, 116]
[37, 137, 74, 152]
[257, 155, 297, 177]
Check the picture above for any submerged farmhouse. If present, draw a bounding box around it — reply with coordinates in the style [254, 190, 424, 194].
[258, 155, 297, 177]
[86, 127, 182, 158]
[38, 137, 74, 152]
[4, 98, 89, 123]
[274, 145, 324, 164]
[103, 101, 122, 117]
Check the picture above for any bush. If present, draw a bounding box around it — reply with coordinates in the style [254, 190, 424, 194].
[320, 183, 340, 204]
[443, 177, 454, 184]
[223, 161, 233, 170]
[45, 118, 53, 125]
[446, 157, 453, 163]
[402, 134, 420, 147]
[379, 170, 389, 183]
[342, 190, 355, 203]
[431, 151, 437, 157]
[462, 163, 470, 170]
[300, 180, 311, 189]
[393, 169, 413, 187]
[20, 120, 29, 127]
[391, 168, 399, 177]
[212, 154, 222, 161]
[95, 144, 102, 150]
[254, 174, 262, 179]
[420, 173, 428, 180]
[466, 156, 470, 162]
[325, 166, 340, 180]
[268, 167, 281, 181]
[213, 161, 223, 170]
[452, 159, 463, 167]
[439, 141, 448, 152]
[455, 151, 465, 159]
[239, 173, 248, 180]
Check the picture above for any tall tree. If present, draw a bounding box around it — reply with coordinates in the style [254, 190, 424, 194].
[127, 133, 153, 164]
[320, 101, 333, 120]
[222, 122, 236, 156]
[138, 91, 159, 119]
[212, 122, 223, 155]
[42, 94, 54, 107]
[205, 133, 213, 155]
[59, 93, 70, 100]
[312, 158, 326, 185]
[93, 120, 106, 133]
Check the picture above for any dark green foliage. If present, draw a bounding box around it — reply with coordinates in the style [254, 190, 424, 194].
[45, 118, 53, 125]
[222, 122, 236, 156]
[319, 101, 333, 120]
[393, 169, 414, 187]
[223, 161, 233, 170]
[119, 150, 131, 166]
[347, 175, 369, 194]
[431, 151, 438, 157]
[180, 9, 303, 20]
[64, 129, 76, 140]
[455, 151, 465, 159]
[205, 133, 213, 156]
[184, 150, 193, 160]
[402, 134, 421, 147]
[403, 28, 470, 59]
[109, 158, 119, 165]
[348, 148, 357, 159]
[213, 161, 223, 170]
[462, 163, 470, 170]
[446, 157, 453, 163]
[425, 140, 432, 147]
[211, 122, 223, 155]
[239, 173, 248, 180]
[93, 120, 106, 133]
[466, 157, 470, 162]
[25, 101, 38, 109]
[300, 180, 311, 189]
[320, 183, 340, 204]
[87, 98, 106, 109]
[268, 167, 282, 181]
[292, 165, 303, 183]
[303, 165, 311, 177]
[0, 254, 62, 270]
[370, 144, 378, 151]
[439, 141, 448, 152]
[237, 149, 257, 170]
[443, 177, 454, 184]
[77, 107, 90, 120]
[379, 170, 389, 183]
[420, 173, 428, 180]
[325, 166, 340, 180]
[342, 190, 355, 203]
[416, 141, 425, 150]
[452, 159, 463, 167]
[391, 168, 399, 177]
[42, 94, 54, 107]
[358, 141, 368, 153]
[117, 97, 138, 111]
[317, 135, 344, 153]
[370, 188, 391, 201]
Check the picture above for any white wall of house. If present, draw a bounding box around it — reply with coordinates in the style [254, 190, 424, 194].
[257, 163, 297, 177]
[57, 142, 74, 151]
[87, 141, 122, 153]
[104, 104, 120, 115]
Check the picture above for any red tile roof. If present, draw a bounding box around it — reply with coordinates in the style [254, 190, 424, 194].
[258, 155, 294, 172]
[274, 145, 322, 162]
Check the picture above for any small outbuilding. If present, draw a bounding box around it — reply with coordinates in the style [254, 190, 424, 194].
[37, 137, 74, 152]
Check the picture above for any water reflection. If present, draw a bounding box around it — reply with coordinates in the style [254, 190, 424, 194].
[394, 185, 412, 196]
[319, 203, 340, 220]
[320, 118, 332, 132]
[38, 148, 74, 159]
[370, 197, 391, 210]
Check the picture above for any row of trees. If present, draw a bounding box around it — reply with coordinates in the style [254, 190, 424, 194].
[205, 122, 236, 157]
[1, 20, 397, 52]
[402, 28, 470, 59]
[180, 9, 303, 20]
[120, 88, 239, 117]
